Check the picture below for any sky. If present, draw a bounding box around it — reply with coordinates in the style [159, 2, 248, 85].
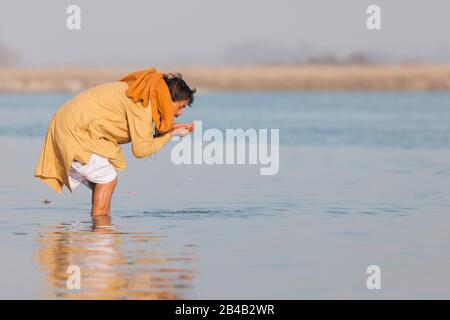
[1, 0, 450, 66]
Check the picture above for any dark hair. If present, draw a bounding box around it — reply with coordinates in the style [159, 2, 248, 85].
[163, 72, 196, 106]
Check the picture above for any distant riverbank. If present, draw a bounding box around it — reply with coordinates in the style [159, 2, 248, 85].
[1, 65, 450, 92]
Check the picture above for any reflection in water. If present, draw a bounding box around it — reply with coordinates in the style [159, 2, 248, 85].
[35, 216, 196, 299]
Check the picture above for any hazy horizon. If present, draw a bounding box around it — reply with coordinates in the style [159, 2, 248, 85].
[1, 0, 450, 66]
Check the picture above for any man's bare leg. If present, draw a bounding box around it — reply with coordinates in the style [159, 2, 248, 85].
[91, 177, 118, 216]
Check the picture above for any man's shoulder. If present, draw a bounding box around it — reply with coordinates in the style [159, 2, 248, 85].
[88, 81, 128, 94]
[74, 81, 129, 108]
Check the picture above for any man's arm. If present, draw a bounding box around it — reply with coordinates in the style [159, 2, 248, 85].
[126, 104, 173, 158]
[133, 131, 172, 158]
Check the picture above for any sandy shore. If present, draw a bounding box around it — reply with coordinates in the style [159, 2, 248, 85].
[1, 65, 450, 92]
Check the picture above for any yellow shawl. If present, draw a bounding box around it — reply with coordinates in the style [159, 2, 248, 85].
[119, 67, 174, 134]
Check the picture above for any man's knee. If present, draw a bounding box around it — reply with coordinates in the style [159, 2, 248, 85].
[96, 176, 118, 191]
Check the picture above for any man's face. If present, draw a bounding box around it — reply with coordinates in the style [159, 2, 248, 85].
[172, 99, 189, 118]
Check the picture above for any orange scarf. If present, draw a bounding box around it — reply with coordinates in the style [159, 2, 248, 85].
[119, 67, 174, 134]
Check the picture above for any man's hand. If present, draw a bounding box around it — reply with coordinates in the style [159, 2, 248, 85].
[170, 123, 194, 137]
[172, 122, 195, 133]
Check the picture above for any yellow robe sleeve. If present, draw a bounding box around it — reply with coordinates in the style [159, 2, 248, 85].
[126, 102, 172, 158]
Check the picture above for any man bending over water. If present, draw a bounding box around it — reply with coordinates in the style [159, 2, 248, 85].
[34, 67, 196, 216]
